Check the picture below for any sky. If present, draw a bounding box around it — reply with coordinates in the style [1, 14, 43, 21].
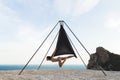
[0, 0, 120, 65]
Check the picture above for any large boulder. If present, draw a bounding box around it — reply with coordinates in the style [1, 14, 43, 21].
[87, 47, 120, 71]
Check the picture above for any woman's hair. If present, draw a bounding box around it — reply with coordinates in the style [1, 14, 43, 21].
[47, 56, 52, 60]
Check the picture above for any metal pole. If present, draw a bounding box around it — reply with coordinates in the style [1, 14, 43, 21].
[64, 21, 107, 76]
[18, 22, 59, 75]
[67, 34, 87, 67]
[64, 21, 91, 56]
[37, 32, 59, 70]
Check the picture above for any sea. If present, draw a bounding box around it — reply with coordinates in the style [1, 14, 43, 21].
[0, 65, 86, 70]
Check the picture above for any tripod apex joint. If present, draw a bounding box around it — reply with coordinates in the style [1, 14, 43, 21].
[59, 20, 64, 23]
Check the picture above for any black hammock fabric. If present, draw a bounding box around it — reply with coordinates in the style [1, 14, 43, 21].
[52, 24, 77, 58]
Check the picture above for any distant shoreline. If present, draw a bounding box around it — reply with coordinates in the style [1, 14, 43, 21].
[0, 64, 86, 70]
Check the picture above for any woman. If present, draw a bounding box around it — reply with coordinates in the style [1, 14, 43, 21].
[46, 56, 74, 67]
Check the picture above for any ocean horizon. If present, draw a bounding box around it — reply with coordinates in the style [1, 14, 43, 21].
[0, 64, 86, 70]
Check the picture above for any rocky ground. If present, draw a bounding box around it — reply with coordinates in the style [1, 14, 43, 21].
[0, 70, 119, 80]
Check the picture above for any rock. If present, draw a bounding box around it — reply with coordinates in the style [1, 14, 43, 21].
[87, 47, 120, 71]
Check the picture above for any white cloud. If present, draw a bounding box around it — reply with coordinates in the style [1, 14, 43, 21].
[0, 0, 99, 64]
[0, 1, 49, 64]
[104, 12, 120, 30]
[53, 0, 101, 17]
[0, 1, 22, 21]
[0, 2, 22, 43]
[0, 1, 46, 43]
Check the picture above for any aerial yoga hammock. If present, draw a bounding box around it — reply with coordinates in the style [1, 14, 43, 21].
[46, 24, 77, 67]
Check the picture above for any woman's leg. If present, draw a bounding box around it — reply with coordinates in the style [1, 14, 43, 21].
[58, 57, 66, 67]
[58, 57, 62, 67]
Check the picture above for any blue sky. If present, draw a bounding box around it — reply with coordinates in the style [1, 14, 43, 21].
[0, 0, 120, 65]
